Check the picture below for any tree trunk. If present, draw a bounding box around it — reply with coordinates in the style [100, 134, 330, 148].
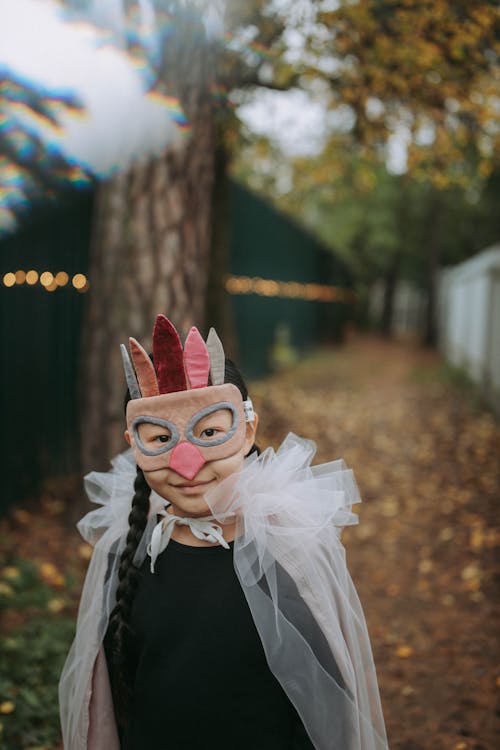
[380, 252, 402, 337]
[79, 92, 216, 474]
[205, 142, 238, 359]
[380, 270, 396, 336]
[423, 194, 442, 347]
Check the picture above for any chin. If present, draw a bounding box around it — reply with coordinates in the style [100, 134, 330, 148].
[164, 491, 212, 517]
[171, 502, 212, 518]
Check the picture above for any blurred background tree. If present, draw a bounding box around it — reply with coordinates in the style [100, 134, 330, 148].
[0, 69, 91, 231]
[1, 0, 498, 471]
[232, 0, 500, 343]
[73, 0, 298, 470]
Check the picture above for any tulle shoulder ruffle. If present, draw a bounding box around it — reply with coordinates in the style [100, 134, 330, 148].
[59, 450, 166, 750]
[61, 436, 388, 750]
[78, 448, 166, 547]
[205, 432, 361, 534]
[207, 433, 389, 750]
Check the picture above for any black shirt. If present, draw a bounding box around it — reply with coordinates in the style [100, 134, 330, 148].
[110, 539, 314, 750]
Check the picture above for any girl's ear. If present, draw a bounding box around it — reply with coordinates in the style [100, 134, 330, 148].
[124, 430, 131, 446]
[243, 412, 259, 453]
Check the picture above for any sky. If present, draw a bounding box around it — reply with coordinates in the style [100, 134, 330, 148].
[0, 0, 183, 176]
[0, 0, 367, 171]
[0, 0, 406, 184]
[238, 88, 333, 158]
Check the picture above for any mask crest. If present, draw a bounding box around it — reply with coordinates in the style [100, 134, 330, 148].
[184, 327, 210, 388]
[123, 315, 227, 398]
[129, 337, 160, 397]
[120, 344, 141, 399]
[153, 314, 186, 393]
[206, 327, 225, 386]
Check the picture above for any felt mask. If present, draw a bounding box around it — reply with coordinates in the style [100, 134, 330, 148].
[122, 315, 255, 480]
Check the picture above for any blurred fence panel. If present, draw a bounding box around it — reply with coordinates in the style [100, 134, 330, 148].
[228, 181, 354, 378]
[438, 245, 500, 415]
[0, 193, 93, 512]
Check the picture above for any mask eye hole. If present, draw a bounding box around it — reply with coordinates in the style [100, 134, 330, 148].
[193, 408, 233, 442]
[186, 402, 238, 447]
[138, 422, 172, 446]
[132, 417, 179, 456]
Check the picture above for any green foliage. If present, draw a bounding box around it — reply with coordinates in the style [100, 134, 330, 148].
[0, 560, 75, 749]
[230, 0, 500, 302]
[306, 166, 500, 286]
[234, 129, 500, 295]
[315, 0, 500, 184]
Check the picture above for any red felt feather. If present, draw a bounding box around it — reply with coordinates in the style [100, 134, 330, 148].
[153, 315, 186, 393]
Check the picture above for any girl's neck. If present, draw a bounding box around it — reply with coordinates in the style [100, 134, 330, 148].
[170, 522, 236, 547]
[165, 506, 237, 547]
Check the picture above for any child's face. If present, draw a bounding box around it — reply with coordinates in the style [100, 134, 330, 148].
[125, 384, 257, 516]
[142, 418, 257, 517]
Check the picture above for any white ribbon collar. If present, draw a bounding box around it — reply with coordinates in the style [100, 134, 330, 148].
[147, 510, 230, 573]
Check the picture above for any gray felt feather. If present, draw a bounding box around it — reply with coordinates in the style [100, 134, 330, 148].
[206, 327, 225, 386]
[120, 344, 141, 399]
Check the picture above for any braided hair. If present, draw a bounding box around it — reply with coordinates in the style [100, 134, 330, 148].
[107, 466, 151, 724]
[106, 358, 258, 725]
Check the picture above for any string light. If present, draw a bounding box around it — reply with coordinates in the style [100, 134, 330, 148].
[72, 273, 87, 290]
[40, 271, 54, 287]
[77, 281, 90, 294]
[2, 270, 348, 302]
[1, 269, 89, 292]
[55, 271, 69, 286]
[224, 275, 356, 303]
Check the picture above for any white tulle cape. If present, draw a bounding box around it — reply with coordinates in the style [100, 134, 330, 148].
[59, 434, 388, 750]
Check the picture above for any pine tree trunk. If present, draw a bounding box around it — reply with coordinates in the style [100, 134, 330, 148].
[423, 195, 442, 347]
[380, 270, 396, 337]
[205, 142, 237, 357]
[79, 97, 216, 474]
[380, 252, 402, 337]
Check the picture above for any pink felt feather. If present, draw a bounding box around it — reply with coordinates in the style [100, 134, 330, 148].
[153, 315, 186, 393]
[129, 338, 159, 397]
[184, 327, 210, 389]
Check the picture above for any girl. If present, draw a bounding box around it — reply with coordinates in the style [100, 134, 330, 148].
[59, 315, 388, 750]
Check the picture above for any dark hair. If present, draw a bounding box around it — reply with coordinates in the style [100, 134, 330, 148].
[108, 356, 257, 725]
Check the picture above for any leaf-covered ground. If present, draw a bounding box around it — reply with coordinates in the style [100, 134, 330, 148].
[252, 335, 500, 750]
[1, 333, 499, 749]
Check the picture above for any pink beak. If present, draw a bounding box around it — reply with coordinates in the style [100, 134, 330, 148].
[169, 441, 206, 480]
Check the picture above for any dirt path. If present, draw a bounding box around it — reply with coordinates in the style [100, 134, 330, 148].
[252, 333, 500, 750]
[2, 333, 498, 749]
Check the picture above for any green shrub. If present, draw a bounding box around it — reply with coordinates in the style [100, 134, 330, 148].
[0, 560, 76, 749]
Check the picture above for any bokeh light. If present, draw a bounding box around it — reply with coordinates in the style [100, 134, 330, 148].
[76, 281, 90, 294]
[44, 279, 58, 292]
[72, 273, 87, 290]
[55, 271, 69, 286]
[1, 269, 88, 291]
[40, 271, 54, 287]
[224, 275, 355, 303]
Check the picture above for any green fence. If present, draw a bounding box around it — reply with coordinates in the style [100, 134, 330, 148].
[0, 182, 353, 511]
[229, 181, 353, 378]
[0, 194, 93, 513]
